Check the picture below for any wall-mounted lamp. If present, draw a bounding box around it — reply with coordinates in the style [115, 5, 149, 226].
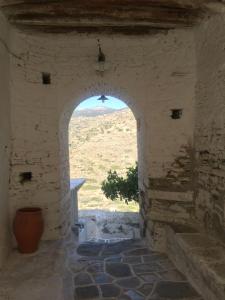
[97, 95, 109, 103]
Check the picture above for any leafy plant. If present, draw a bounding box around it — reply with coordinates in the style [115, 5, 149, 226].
[101, 163, 139, 204]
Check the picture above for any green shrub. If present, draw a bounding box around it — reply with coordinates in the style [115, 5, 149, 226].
[101, 163, 139, 204]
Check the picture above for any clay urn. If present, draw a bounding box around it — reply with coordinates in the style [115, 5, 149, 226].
[13, 207, 44, 254]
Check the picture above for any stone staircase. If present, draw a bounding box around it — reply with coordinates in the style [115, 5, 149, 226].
[166, 224, 225, 300]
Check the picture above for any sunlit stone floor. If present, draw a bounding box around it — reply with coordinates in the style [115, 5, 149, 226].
[68, 239, 203, 300]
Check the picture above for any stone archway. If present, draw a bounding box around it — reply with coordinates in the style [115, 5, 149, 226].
[58, 86, 145, 239]
[68, 95, 140, 241]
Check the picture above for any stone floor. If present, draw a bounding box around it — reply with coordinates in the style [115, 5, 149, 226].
[67, 239, 203, 300]
[0, 240, 65, 300]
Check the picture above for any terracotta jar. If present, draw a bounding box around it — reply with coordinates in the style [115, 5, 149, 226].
[13, 207, 44, 254]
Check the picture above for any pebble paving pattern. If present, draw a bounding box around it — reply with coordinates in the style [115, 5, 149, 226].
[70, 239, 203, 300]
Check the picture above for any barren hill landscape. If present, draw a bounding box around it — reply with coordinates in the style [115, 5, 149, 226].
[69, 107, 138, 213]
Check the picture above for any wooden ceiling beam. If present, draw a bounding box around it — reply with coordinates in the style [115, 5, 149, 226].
[0, 0, 223, 33]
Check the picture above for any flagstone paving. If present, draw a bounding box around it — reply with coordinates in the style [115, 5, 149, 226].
[69, 239, 203, 300]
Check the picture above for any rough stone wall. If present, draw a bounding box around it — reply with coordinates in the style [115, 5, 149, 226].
[8, 32, 62, 240]
[194, 13, 225, 238]
[0, 13, 11, 268]
[8, 28, 196, 246]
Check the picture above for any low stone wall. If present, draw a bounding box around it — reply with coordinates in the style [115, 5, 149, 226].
[166, 225, 225, 300]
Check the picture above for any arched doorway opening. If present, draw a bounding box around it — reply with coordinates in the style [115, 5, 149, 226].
[69, 95, 139, 242]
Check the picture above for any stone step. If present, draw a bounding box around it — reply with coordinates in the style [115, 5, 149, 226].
[166, 225, 225, 300]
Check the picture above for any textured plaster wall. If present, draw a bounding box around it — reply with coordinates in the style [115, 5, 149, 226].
[194, 13, 225, 237]
[0, 13, 11, 268]
[8, 28, 196, 246]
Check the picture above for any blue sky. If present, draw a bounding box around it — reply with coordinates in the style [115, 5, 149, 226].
[76, 96, 127, 110]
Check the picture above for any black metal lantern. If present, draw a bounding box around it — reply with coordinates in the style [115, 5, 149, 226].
[97, 95, 108, 103]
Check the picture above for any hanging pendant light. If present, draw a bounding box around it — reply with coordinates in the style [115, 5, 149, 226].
[95, 39, 106, 74]
[98, 40, 105, 63]
[98, 95, 108, 103]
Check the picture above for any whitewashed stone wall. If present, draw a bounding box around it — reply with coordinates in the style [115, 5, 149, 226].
[0, 13, 11, 268]
[8, 27, 196, 248]
[194, 13, 225, 238]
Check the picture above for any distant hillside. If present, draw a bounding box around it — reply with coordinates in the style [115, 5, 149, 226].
[74, 106, 118, 117]
[69, 107, 138, 212]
